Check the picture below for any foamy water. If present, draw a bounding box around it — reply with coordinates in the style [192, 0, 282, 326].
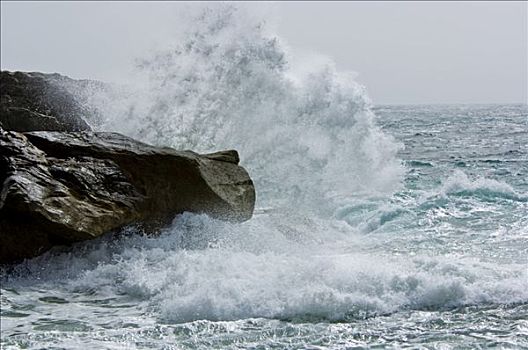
[1, 5, 527, 349]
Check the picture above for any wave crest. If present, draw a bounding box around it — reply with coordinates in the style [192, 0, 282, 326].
[442, 170, 526, 202]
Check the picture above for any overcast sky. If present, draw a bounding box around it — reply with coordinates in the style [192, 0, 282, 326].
[1, 1, 526, 105]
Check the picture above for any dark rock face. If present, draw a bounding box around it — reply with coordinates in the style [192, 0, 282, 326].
[0, 71, 92, 132]
[0, 129, 255, 264]
[0, 71, 256, 264]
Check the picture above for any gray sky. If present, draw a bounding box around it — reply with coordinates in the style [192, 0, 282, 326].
[1, 1, 526, 105]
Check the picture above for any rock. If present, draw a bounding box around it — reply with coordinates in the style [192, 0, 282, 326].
[0, 70, 256, 264]
[0, 71, 92, 132]
[0, 129, 255, 264]
[203, 150, 240, 164]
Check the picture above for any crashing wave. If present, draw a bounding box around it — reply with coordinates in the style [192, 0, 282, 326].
[79, 4, 404, 211]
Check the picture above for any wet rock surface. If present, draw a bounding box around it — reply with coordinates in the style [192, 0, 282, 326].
[0, 71, 255, 264]
[0, 71, 92, 132]
[0, 129, 255, 263]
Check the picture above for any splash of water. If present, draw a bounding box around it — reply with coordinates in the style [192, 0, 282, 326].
[81, 4, 404, 212]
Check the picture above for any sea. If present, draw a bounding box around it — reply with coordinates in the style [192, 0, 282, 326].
[1, 6, 527, 349]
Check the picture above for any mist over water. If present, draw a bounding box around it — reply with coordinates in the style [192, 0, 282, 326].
[1, 5, 527, 349]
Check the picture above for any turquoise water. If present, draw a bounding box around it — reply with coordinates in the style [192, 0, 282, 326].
[373, 104, 528, 265]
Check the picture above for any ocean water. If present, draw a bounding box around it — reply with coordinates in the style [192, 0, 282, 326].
[1, 6, 527, 349]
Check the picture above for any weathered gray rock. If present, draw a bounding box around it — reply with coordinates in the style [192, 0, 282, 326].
[0, 71, 92, 132]
[0, 129, 255, 264]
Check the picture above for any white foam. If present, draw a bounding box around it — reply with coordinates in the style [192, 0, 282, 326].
[5, 213, 525, 324]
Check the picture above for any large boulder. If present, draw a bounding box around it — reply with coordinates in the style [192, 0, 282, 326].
[0, 71, 92, 132]
[0, 128, 255, 264]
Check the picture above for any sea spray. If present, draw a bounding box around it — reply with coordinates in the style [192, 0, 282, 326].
[79, 5, 404, 212]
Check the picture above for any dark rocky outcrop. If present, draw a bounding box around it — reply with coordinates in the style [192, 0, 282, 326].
[0, 129, 255, 263]
[0, 71, 256, 264]
[0, 71, 92, 132]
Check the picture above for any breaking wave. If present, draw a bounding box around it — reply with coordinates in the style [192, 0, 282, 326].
[81, 4, 404, 211]
[4, 213, 527, 324]
[441, 170, 527, 202]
